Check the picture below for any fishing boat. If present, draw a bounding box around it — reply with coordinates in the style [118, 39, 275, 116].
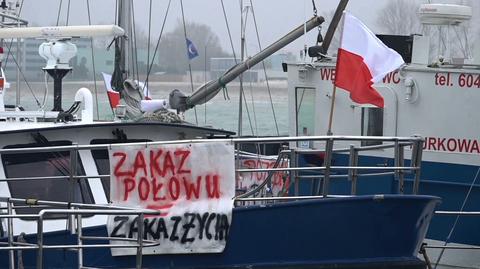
[0, 1, 441, 268]
[285, 2, 480, 268]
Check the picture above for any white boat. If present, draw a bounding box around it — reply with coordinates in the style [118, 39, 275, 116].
[0, 1, 444, 268]
[285, 3, 480, 268]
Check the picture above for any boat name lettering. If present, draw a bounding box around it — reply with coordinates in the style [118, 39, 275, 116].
[320, 68, 336, 82]
[423, 137, 480, 154]
[319, 68, 401, 85]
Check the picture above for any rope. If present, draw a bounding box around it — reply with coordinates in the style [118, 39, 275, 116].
[142, 0, 171, 97]
[249, 0, 280, 136]
[433, 167, 480, 269]
[217, 77, 230, 101]
[180, 0, 198, 125]
[86, 0, 99, 120]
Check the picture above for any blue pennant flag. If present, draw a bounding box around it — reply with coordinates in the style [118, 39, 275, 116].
[186, 38, 199, 60]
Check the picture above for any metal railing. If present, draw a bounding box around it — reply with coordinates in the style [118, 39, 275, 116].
[0, 197, 159, 269]
[0, 135, 426, 268]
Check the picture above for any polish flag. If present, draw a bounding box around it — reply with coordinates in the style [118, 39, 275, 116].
[102, 72, 120, 108]
[334, 12, 404, 108]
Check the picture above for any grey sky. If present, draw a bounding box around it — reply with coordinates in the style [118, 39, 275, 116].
[20, 0, 389, 55]
[18, 0, 479, 56]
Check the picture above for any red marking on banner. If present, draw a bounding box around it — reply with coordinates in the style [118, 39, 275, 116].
[113, 152, 133, 177]
[133, 151, 147, 177]
[175, 150, 191, 174]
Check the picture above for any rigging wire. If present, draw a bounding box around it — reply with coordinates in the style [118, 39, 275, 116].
[249, 0, 280, 136]
[131, 3, 140, 83]
[56, 0, 63, 26]
[238, 3, 255, 136]
[86, 0, 100, 120]
[1, 0, 41, 108]
[246, 47, 259, 136]
[433, 167, 480, 269]
[220, 0, 238, 62]
[218, 0, 237, 116]
[142, 0, 172, 91]
[180, 0, 198, 125]
[65, 0, 70, 26]
[114, 0, 118, 25]
[146, 0, 152, 96]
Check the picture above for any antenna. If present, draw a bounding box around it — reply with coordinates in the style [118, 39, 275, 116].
[0, 25, 124, 111]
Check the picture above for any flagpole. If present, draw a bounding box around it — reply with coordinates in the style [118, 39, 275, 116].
[326, 84, 337, 136]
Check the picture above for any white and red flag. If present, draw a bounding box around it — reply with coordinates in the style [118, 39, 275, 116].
[102, 72, 121, 108]
[102, 72, 152, 109]
[334, 12, 404, 108]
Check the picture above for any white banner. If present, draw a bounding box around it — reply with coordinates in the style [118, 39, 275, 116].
[236, 156, 290, 197]
[107, 142, 235, 256]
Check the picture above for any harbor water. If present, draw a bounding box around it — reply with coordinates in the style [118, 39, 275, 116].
[3, 80, 289, 136]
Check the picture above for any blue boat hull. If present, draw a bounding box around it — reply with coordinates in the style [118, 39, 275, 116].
[295, 153, 479, 246]
[1, 195, 439, 269]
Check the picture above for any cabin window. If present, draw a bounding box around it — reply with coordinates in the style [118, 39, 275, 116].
[295, 87, 315, 148]
[2, 141, 92, 218]
[90, 139, 151, 201]
[361, 107, 384, 146]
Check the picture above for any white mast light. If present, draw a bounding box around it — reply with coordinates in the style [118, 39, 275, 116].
[0, 24, 124, 39]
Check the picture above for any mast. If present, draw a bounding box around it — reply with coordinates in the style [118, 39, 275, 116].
[112, 0, 132, 92]
[238, 0, 246, 137]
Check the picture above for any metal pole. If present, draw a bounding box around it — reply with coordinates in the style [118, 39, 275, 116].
[15, 35, 20, 107]
[326, 85, 337, 135]
[322, 138, 334, 197]
[136, 213, 144, 269]
[412, 140, 423, 194]
[36, 216, 44, 269]
[394, 140, 404, 194]
[348, 145, 358, 195]
[76, 210, 83, 269]
[320, 0, 349, 54]
[238, 0, 245, 137]
[7, 202, 14, 269]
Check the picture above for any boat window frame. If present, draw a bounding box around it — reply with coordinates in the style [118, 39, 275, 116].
[2, 140, 93, 219]
[360, 106, 384, 146]
[295, 87, 316, 148]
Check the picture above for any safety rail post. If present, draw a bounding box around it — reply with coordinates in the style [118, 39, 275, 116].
[76, 209, 83, 269]
[7, 201, 14, 269]
[290, 149, 299, 196]
[348, 145, 358, 195]
[136, 213, 144, 269]
[36, 215, 44, 269]
[412, 139, 423, 194]
[322, 138, 334, 197]
[394, 140, 405, 194]
[68, 148, 78, 234]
